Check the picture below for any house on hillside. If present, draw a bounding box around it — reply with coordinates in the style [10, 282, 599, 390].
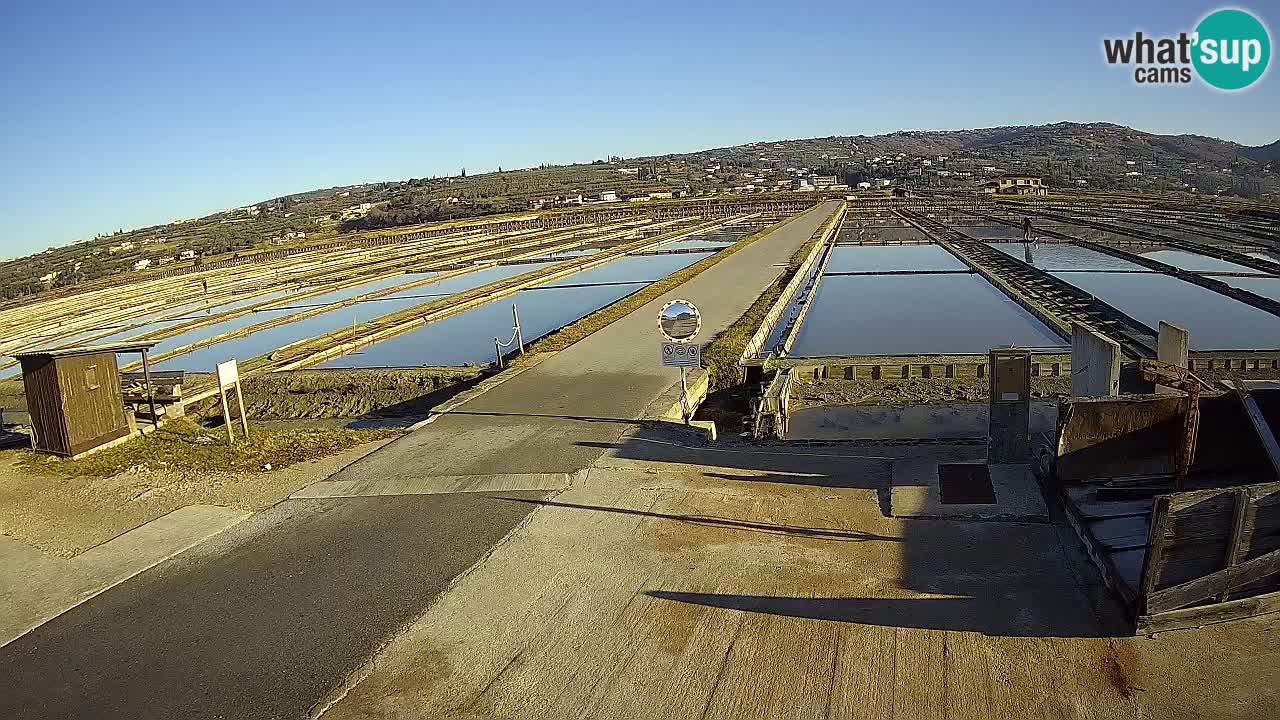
[981, 175, 1048, 196]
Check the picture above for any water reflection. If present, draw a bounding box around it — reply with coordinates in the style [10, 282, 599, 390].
[791, 274, 1063, 356]
[1048, 272, 1280, 350]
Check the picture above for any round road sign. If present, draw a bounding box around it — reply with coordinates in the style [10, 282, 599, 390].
[658, 299, 701, 342]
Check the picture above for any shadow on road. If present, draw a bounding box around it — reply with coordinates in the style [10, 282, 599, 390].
[642, 591, 1108, 638]
[581, 426, 1120, 639]
[439, 409, 640, 424]
[493, 495, 901, 542]
[574, 426, 894, 494]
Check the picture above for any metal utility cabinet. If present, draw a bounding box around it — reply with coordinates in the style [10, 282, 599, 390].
[988, 347, 1032, 464]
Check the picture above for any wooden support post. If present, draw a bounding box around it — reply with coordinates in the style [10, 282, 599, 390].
[141, 349, 160, 430]
[1236, 387, 1280, 481]
[234, 380, 249, 439]
[1219, 489, 1251, 603]
[1138, 495, 1172, 616]
[218, 384, 235, 445]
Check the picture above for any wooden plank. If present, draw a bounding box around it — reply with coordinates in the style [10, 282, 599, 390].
[1155, 541, 1235, 588]
[1220, 489, 1252, 602]
[1138, 495, 1171, 615]
[1137, 588, 1280, 634]
[1236, 388, 1280, 480]
[1145, 546, 1280, 614]
[1167, 486, 1241, 514]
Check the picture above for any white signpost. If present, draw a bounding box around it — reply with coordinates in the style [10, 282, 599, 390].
[657, 299, 702, 423]
[215, 359, 249, 445]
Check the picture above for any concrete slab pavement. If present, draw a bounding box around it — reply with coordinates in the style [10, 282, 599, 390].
[889, 446, 1049, 522]
[0, 504, 249, 648]
[293, 471, 579, 498]
[319, 432, 1213, 720]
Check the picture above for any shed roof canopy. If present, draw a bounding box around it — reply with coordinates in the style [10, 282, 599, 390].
[11, 341, 159, 360]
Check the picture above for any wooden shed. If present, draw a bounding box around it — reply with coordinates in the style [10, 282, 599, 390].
[12, 342, 158, 458]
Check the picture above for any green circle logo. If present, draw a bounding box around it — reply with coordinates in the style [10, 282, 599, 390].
[1193, 8, 1271, 90]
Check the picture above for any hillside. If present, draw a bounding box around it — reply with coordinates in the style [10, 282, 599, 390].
[1245, 139, 1280, 163]
[667, 122, 1276, 185]
[680, 122, 1267, 167]
[2, 122, 1276, 304]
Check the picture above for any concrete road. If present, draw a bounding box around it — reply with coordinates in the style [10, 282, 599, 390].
[0, 493, 548, 720]
[328, 201, 840, 480]
[0, 202, 840, 719]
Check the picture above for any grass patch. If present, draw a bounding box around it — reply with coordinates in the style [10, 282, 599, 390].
[700, 205, 842, 391]
[525, 213, 810, 356]
[16, 418, 400, 478]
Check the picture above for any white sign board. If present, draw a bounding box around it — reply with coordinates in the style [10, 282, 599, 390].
[215, 359, 239, 388]
[661, 342, 701, 368]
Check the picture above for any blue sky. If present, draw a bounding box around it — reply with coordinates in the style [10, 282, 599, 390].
[2, 0, 1277, 255]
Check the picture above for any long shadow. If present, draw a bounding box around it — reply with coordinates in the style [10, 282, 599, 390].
[701, 470, 880, 490]
[590, 423, 1120, 637]
[492, 495, 900, 543]
[436, 409, 639, 424]
[642, 591, 1103, 638]
[572, 427, 893, 493]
